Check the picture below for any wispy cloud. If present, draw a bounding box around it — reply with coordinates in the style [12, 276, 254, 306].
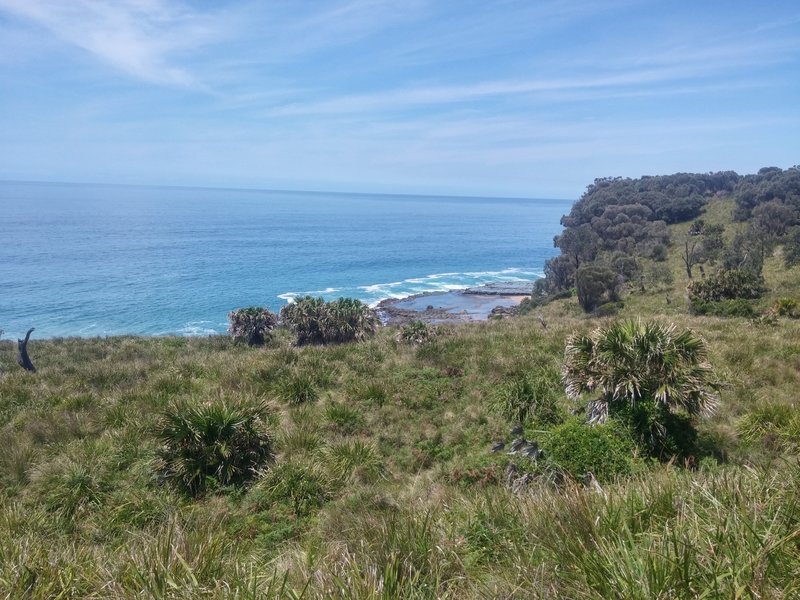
[0, 0, 222, 86]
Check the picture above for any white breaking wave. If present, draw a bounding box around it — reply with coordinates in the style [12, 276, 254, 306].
[276, 268, 543, 308]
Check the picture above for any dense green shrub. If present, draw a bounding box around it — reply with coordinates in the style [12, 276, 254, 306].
[254, 463, 331, 517]
[575, 264, 618, 312]
[687, 269, 766, 304]
[592, 301, 624, 317]
[281, 296, 378, 345]
[613, 401, 698, 459]
[543, 419, 635, 483]
[773, 297, 800, 318]
[563, 320, 719, 460]
[690, 299, 756, 318]
[227, 306, 278, 346]
[784, 226, 800, 267]
[157, 401, 274, 496]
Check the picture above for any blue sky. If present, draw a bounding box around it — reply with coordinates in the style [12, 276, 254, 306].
[0, 0, 798, 198]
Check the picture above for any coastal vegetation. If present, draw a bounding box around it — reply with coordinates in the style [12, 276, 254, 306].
[1, 166, 800, 597]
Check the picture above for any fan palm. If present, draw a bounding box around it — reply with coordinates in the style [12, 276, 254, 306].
[563, 319, 719, 428]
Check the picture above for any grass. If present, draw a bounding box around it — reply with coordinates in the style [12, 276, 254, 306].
[2, 201, 800, 596]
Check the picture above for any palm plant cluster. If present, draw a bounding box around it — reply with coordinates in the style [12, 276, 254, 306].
[562, 319, 719, 456]
[157, 400, 274, 496]
[280, 296, 379, 345]
[227, 306, 278, 346]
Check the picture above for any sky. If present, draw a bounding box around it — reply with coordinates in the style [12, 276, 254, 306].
[0, 0, 798, 199]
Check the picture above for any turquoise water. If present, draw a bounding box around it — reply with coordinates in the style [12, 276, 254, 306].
[0, 181, 569, 338]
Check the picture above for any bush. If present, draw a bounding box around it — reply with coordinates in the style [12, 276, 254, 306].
[253, 462, 331, 517]
[688, 269, 766, 304]
[691, 299, 756, 318]
[398, 320, 437, 344]
[227, 307, 278, 346]
[157, 401, 274, 496]
[491, 370, 563, 426]
[281, 296, 379, 345]
[563, 319, 719, 460]
[612, 401, 698, 459]
[592, 301, 624, 317]
[575, 264, 619, 312]
[543, 419, 634, 483]
[773, 297, 800, 318]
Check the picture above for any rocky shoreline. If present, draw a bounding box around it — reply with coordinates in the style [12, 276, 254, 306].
[376, 281, 533, 326]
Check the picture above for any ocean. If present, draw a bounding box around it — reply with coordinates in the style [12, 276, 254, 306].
[0, 181, 569, 338]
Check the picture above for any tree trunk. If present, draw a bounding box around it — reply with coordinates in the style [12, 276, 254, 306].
[17, 328, 36, 372]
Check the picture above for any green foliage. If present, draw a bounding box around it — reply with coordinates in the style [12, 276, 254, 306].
[323, 440, 383, 484]
[253, 462, 330, 517]
[398, 320, 437, 344]
[157, 400, 274, 496]
[280, 296, 379, 345]
[736, 402, 800, 451]
[563, 320, 719, 458]
[733, 165, 800, 220]
[784, 226, 800, 267]
[688, 269, 767, 304]
[277, 371, 318, 404]
[575, 264, 618, 312]
[691, 298, 756, 318]
[324, 402, 364, 434]
[227, 306, 278, 346]
[773, 297, 800, 318]
[543, 419, 635, 483]
[491, 369, 563, 425]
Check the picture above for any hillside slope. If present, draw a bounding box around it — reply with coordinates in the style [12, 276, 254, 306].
[2, 172, 800, 597]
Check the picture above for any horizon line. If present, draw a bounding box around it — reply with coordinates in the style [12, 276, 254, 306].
[0, 178, 573, 203]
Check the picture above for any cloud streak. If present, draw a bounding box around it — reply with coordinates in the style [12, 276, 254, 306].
[0, 0, 222, 86]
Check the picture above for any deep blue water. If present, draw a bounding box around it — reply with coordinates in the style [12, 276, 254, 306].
[0, 181, 569, 338]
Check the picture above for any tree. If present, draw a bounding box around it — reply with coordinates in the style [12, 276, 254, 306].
[543, 254, 576, 291]
[575, 264, 618, 312]
[554, 223, 600, 269]
[784, 226, 800, 267]
[562, 320, 719, 457]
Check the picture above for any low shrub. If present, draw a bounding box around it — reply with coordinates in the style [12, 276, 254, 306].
[398, 320, 437, 344]
[691, 299, 756, 318]
[543, 419, 635, 483]
[281, 296, 379, 345]
[253, 462, 331, 517]
[227, 307, 278, 346]
[491, 369, 563, 426]
[687, 269, 766, 304]
[592, 301, 624, 317]
[773, 297, 800, 318]
[736, 402, 800, 450]
[613, 401, 698, 460]
[157, 400, 274, 496]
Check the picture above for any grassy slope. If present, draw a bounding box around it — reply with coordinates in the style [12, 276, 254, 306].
[1, 199, 800, 598]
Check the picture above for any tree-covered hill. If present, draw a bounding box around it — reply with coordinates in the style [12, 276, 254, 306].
[531, 166, 800, 315]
